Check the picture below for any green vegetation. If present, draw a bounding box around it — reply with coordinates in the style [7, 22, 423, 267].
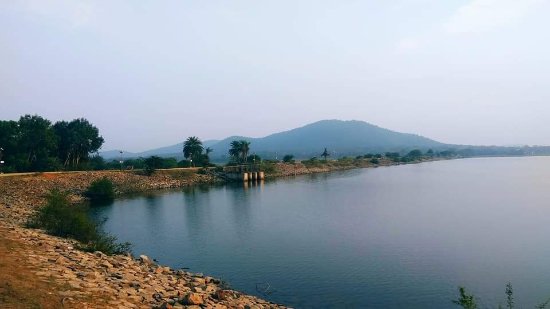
[84, 177, 115, 202]
[27, 190, 130, 255]
[453, 283, 550, 309]
[229, 140, 251, 164]
[453, 287, 477, 309]
[283, 154, 295, 163]
[0, 115, 103, 172]
[182, 136, 211, 167]
[321, 148, 330, 161]
[183, 136, 204, 167]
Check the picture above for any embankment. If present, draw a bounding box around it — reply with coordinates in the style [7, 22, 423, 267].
[0, 170, 284, 308]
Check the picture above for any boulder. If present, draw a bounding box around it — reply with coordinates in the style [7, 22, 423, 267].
[180, 292, 204, 305]
[139, 255, 154, 266]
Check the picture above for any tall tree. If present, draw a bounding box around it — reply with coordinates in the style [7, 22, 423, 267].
[183, 136, 204, 166]
[239, 140, 250, 163]
[321, 148, 330, 161]
[18, 115, 58, 170]
[229, 140, 251, 163]
[0, 120, 19, 171]
[53, 118, 104, 169]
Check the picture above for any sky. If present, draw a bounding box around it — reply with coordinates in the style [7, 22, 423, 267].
[1, 0, 549, 152]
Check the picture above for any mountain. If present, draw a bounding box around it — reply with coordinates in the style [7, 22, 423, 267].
[100, 140, 220, 159]
[101, 120, 445, 160]
[209, 120, 444, 158]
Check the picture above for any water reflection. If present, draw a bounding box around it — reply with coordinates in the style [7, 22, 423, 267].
[91, 157, 550, 308]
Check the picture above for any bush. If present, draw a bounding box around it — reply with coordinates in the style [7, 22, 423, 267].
[369, 158, 379, 164]
[142, 165, 156, 176]
[283, 154, 295, 163]
[260, 162, 277, 173]
[85, 177, 115, 202]
[27, 190, 130, 255]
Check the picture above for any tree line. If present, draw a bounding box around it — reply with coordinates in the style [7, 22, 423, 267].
[0, 114, 456, 173]
[0, 115, 103, 172]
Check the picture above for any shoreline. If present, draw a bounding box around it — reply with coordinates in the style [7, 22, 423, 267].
[0, 158, 443, 308]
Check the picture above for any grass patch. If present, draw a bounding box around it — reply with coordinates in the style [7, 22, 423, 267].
[27, 189, 130, 255]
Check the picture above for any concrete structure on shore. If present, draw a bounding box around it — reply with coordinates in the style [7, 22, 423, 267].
[223, 164, 265, 182]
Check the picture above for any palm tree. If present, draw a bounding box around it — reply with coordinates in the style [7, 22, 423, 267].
[183, 136, 203, 166]
[240, 140, 250, 163]
[321, 148, 330, 161]
[228, 140, 251, 163]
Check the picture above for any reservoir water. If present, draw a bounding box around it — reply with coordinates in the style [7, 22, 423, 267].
[90, 157, 550, 308]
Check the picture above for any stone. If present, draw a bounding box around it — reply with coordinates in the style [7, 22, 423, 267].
[100, 261, 113, 268]
[156, 302, 173, 309]
[180, 292, 204, 305]
[139, 255, 154, 266]
[216, 290, 238, 301]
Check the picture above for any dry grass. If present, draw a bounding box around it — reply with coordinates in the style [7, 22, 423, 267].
[0, 227, 109, 309]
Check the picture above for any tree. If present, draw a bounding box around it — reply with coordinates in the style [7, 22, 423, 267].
[505, 283, 514, 309]
[247, 154, 261, 163]
[18, 115, 58, 171]
[321, 148, 330, 161]
[53, 118, 104, 169]
[0, 120, 19, 171]
[283, 154, 294, 163]
[183, 137, 204, 166]
[229, 140, 251, 163]
[407, 149, 423, 159]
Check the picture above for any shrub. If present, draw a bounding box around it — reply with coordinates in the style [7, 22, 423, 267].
[369, 158, 379, 164]
[27, 190, 130, 255]
[260, 162, 277, 173]
[302, 157, 323, 168]
[142, 165, 156, 176]
[452, 287, 477, 309]
[85, 177, 115, 201]
[283, 154, 295, 163]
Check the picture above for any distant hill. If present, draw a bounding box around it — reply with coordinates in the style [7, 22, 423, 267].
[101, 120, 445, 160]
[208, 120, 444, 159]
[100, 140, 220, 160]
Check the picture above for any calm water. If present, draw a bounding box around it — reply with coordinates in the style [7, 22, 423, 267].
[90, 157, 550, 308]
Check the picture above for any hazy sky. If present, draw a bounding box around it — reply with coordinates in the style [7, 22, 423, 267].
[1, 0, 549, 151]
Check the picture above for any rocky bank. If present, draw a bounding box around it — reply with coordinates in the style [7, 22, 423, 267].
[0, 170, 286, 309]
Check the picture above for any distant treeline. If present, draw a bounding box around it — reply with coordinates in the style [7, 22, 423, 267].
[0, 115, 104, 172]
[2, 114, 549, 173]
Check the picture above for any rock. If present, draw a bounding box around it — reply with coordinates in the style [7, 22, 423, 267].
[216, 290, 238, 301]
[180, 292, 204, 305]
[129, 281, 140, 288]
[192, 277, 206, 285]
[100, 261, 113, 268]
[155, 302, 173, 309]
[139, 255, 154, 266]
